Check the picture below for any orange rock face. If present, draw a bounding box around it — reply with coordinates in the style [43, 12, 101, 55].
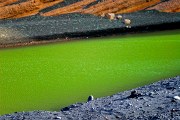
[42, 0, 97, 16]
[148, 0, 180, 12]
[0, 0, 64, 19]
[0, 0, 179, 19]
[0, 0, 19, 7]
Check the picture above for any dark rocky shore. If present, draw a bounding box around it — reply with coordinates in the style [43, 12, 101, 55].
[0, 11, 180, 47]
[0, 76, 179, 120]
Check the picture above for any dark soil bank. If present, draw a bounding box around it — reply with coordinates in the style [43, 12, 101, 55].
[0, 11, 180, 46]
[0, 76, 180, 120]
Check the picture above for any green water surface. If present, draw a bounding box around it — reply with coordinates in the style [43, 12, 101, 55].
[0, 30, 180, 115]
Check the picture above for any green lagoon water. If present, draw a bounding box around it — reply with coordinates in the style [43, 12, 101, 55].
[0, 30, 180, 115]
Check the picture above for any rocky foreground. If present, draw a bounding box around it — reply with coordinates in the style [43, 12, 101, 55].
[0, 76, 180, 120]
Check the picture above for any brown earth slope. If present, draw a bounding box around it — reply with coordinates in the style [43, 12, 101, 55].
[148, 0, 180, 12]
[0, 0, 19, 7]
[81, 0, 161, 16]
[42, 0, 97, 16]
[0, 0, 180, 19]
[0, 0, 64, 19]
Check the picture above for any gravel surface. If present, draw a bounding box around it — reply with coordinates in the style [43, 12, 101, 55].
[0, 76, 179, 120]
[0, 10, 180, 46]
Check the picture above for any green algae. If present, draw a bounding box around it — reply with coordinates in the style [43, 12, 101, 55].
[0, 30, 180, 115]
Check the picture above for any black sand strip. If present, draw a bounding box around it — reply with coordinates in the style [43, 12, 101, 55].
[0, 10, 180, 46]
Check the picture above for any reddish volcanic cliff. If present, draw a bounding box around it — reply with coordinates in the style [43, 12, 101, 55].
[0, 0, 179, 19]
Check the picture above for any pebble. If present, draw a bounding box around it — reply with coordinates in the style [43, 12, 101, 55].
[149, 92, 155, 96]
[123, 19, 131, 28]
[124, 19, 131, 25]
[128, 90, 141, 98]
[173, 96, 180, 100]
[116, 15, 123, 19]
[53, 116, 61, 119]
[106, 13, 116, 20]
[87, 95, 94, 102]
